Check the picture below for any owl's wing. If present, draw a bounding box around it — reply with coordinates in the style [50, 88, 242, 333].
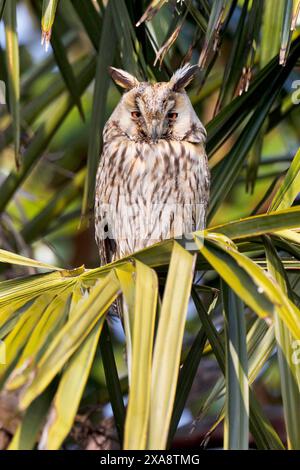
[95, 199, 121, 318]
[195, 148, 210, 231]
[94, 149, 117, 266]
[95, 192, 117, 265]
[97, 237, 116, 266]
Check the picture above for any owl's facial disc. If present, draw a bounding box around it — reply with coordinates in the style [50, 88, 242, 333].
[109, 65, 206, 144]
[127, 83, 179, 142]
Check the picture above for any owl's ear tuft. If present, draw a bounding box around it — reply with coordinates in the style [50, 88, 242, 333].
[170, 64, 198, 92]
[109, 67, 140, 90]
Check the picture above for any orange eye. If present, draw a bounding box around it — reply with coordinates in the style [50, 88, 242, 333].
[168, 112, 178, 121]
[131, 111, 141, 119]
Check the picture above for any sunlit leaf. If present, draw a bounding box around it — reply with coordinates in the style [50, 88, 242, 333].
[41, 0, 59, 50]
[148, 243, 195, 450]
[124, 260, 158, 450]
[195, 232, 300, 340]
[19, 271, 120, 410]
[0, 295, 52, 383]
[6, 289, 72, 391]
[280, 0, 293, 65]
[192, 288, 284, 450]
[268, 146, 300, 211]
[260, 0, 285, 66]
[222, 282, 249, 450]
[209, 206, 300, 239]
[0, 0, 300, 451]
[264, 235, 300, 449]
[0, 248, 61, 271]
[136, 0, 168, 27]
[38, 317, 104, 450]
[4, 0, 20, 167]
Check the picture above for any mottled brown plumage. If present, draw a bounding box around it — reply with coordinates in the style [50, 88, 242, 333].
[95, 64, 210, 264]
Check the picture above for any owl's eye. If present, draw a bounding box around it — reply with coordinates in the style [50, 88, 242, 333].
[168, 112, 178, 121]
[131, 111, 141, 119]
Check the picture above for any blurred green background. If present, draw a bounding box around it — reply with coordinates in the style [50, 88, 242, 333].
[0, 0, 300, 449]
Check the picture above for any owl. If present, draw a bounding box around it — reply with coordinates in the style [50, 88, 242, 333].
[95, 64, 210, 265]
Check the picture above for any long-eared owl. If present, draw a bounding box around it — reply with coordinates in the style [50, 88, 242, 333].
[95, 64, 210, 264]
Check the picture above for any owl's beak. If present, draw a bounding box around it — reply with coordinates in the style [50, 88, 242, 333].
[150, 120, 161, 142]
